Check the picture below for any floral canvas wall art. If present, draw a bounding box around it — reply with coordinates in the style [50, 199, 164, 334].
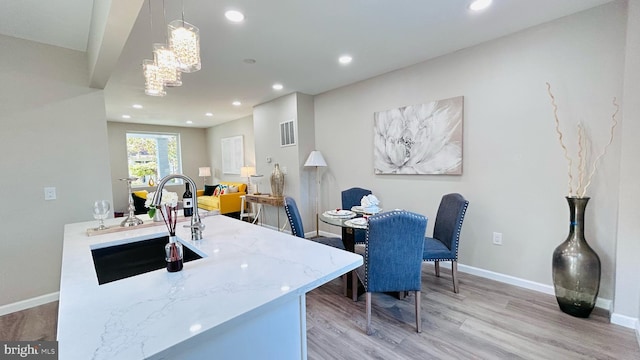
[374, 96, 463, 175]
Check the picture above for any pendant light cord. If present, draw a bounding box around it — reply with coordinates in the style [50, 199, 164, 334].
[181, 0, 185, 26]
[148, 0, 153, 44]
[162, 0, 167, 33]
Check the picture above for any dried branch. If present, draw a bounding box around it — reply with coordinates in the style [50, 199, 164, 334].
[576, 122, 585, 195]
[580, 97, 619, 197]
[546, 82, 619, 198]
[546, 82, 574, 196]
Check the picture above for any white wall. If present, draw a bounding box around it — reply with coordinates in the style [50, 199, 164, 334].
[314, 2, 627, 302]
[253, 93, 316, 230]
[107, 122, 209, 211]
[614, 0, 640, 327]
[205, 115, 255, 185]
[0, 35, 113, 307]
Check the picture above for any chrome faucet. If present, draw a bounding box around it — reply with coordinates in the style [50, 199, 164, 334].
[153, 174, 204, 241]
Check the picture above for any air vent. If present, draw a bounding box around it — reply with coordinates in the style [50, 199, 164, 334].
[280, 119, 296, 147]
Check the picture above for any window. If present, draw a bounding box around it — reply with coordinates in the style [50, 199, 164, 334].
[126, 132, 182, 187]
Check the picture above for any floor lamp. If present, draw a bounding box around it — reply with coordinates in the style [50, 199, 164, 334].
[304, 150, 328, 237]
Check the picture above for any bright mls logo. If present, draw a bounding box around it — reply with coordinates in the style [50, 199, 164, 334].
[2, 341, 57, 359]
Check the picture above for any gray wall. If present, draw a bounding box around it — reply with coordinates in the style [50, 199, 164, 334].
[0, 35, 113, 307]
[314, 3, 626, 305]
[107, 122, 209, 211]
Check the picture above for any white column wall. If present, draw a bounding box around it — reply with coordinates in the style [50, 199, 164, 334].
[613, 0, 640, 328]
[0, 35, 113, 307]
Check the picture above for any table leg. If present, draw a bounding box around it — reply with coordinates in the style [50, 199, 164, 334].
[341, 227, 364, 298]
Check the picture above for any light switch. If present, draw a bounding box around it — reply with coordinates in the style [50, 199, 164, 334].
[44, 187, 57, 200]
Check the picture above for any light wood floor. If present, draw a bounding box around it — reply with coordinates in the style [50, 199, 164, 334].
[1, 266, 638, 359]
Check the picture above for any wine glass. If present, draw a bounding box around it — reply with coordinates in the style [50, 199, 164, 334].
[93, 200, 111, 230]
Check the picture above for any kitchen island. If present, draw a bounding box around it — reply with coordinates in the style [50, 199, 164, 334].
[57, 213, 362, 359]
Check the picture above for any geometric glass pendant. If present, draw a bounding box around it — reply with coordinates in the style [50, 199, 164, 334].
[168, 20, 201, 73]
[153, 43, 182, 87]
[143, 59, 166, 96]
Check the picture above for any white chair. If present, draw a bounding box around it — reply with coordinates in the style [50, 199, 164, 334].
[240, 195, 260, 223]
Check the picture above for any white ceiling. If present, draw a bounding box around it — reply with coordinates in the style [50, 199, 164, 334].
[1, 0, 614, 128]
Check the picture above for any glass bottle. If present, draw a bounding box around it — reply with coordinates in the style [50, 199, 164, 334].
[183, 183, 193, 217]
[165, 236, 184, 272]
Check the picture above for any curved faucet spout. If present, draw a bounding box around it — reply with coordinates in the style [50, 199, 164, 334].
[153, 174, 204, 241]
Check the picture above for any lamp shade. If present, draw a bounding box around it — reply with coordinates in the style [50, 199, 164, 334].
[198, 167, 211, 177]
[304, 151, 327, 167]
[240, 166, 256, 177]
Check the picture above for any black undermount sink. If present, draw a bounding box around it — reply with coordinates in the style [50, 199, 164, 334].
[91, 236, 203, 285]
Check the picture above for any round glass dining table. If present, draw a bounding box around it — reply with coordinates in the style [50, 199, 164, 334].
[320, 212, 368, 252]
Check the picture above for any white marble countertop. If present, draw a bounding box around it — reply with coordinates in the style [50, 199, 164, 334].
[57, 214, 362, 359]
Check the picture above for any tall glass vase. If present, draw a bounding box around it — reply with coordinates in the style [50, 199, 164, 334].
[270, 163, 285, 197]
[552, 196, 601, 318]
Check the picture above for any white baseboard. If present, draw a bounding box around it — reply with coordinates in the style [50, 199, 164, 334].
[0, 292, 59, 316]
[451, 263, 613, 313]
[609, 313, 639, 330]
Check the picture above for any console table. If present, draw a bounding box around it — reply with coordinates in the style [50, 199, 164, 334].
[244, 194, 285, 230]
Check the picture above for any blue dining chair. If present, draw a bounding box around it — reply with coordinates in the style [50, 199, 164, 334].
[285, 196, 349, 295]
[284, 196, 345, 249]
[423, 193, 469, 293]
[341, 187, 372, 244]
[352, 210, 427, 335]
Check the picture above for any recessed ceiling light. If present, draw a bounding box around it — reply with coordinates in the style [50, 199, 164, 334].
[272, 83, 283, 90]
[338, 55, 352, 65]
[469, 0, 492, 11]
[205, 112, 213, 117]
[186, 120, 193, 124]
[232, 101, 242, 106]
[122, 115, 131, 119]
[132, 104, 143, 109]
[225, 10, 245, 23]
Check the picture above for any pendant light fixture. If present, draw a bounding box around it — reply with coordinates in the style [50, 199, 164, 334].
[154, 0, 182, 87]
[168, 0, 201, 73]
[143, 0, 166, 96]
[143, 59, 166, 96]
[154, 43, 182, 87]
[143, 0, 200, 95]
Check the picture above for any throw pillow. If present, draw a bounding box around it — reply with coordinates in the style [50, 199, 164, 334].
[213, 187, 221, 196]
[228, 185, 239, 193]
[131, 192, 148, 215]
[204, 184, 218, 196]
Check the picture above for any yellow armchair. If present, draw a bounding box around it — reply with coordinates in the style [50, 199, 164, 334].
[197, 182, 247, 214]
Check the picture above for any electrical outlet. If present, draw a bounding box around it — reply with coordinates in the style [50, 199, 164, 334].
[44, 187, 57, 200]
[492, 232, 503, 245]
